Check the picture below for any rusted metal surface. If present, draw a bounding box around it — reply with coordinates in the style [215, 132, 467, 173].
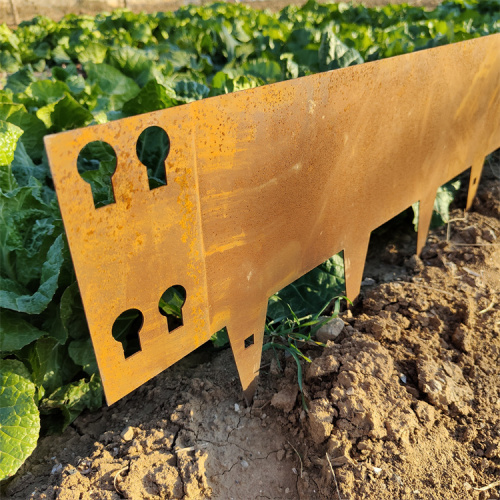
[45, 35, 500, 406]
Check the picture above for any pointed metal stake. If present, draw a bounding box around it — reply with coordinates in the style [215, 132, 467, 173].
[417, 189, 439, 256]
[344, 236, 371, 303]
[466, 157, 485, 211]
[227, 307, 268, 405]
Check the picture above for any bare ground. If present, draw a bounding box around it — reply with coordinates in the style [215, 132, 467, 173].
[2, 153, 499, 500]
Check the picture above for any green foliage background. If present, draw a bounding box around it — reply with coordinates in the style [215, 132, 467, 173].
[1, 0, 499, 481]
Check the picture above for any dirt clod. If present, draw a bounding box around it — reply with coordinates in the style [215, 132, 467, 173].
[271, 385, 299, 413]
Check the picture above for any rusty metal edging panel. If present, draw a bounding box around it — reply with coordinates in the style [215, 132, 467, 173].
[45, 34, 500, 405]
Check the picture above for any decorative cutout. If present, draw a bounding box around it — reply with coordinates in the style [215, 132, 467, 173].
[136, 126, 170, 189]
[112, 309, 143, 358]
[77, 141, 117, 208]
[159, 285, 186, 332]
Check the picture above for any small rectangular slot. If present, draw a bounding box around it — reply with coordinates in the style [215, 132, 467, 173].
[244, 335, 254, 348]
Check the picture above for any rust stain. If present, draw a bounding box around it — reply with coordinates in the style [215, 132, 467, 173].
[45, 35, 500, 406]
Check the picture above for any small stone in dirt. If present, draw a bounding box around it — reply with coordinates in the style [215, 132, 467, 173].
[240, 460, 249, 468]
[51, 463, 62, 475]
[481, 228, 496, 242]
[121, 426, 135, 441]
[271, 385, 299, 413]
[277, 450, 285, 461]
[316, 317, 344, 343]
[234, 403, 240, 412]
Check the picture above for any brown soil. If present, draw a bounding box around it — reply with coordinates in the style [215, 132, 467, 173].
[3, 155, 500, 499]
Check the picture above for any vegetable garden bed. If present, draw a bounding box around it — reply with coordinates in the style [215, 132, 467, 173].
[1, 0, 499, 496]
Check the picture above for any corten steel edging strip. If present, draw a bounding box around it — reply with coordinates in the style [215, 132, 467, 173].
[45, 34, 500, 405]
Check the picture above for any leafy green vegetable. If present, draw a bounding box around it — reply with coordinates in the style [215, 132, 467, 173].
[6, 111, 46, 162]
[241, 59, 283, 82]
[36, 94, 93, 131]
[40, 374, 102, 432]
[24, 337, 79, 397]
[210, 328, 230, 348]
[68, 338, 98, 375]
[60, 282, 88, 341]
[0, 311, 47, 352]
[85, 62, 140, 113]
[0, 359, 40, 481]
[4, 66, 37, 94]
[0, 121, 22, 165]
[267, 253, 345, 323]
[0, 120, 23, 190]
[319, 30, 364, 71]
[174, 80, 210, 102]
[0, 234, 65, 315]
[10, 141, 48, 187]
[28, 80, 68, 106]
[122, 80, 177, 116]
[0, 0, 497, 479]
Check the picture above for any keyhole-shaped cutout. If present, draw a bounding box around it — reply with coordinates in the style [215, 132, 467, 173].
[136, 126, 170, 190]
[77, 141, 117, 208]
[112, 308, 143, 358]
[159, 285, 186, 332]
